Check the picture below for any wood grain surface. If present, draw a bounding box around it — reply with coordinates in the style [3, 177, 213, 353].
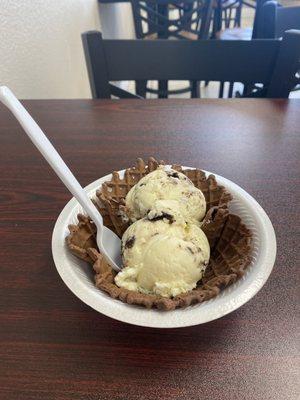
[0, 99, 299, 400]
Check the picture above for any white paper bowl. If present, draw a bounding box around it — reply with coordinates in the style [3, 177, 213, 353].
[52, 169, 276, 328]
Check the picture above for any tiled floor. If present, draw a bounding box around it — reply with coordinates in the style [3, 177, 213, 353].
[124, 2, 300, 99]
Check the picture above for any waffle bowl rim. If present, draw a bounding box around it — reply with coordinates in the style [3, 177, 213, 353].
[52, 167, 276, 328]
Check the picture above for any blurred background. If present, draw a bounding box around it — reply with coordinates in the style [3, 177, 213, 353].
[0, 0, 299, 98]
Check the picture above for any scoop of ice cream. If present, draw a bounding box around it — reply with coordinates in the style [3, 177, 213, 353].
[115, 202, 210, 298]
[125, 167, 206, 225]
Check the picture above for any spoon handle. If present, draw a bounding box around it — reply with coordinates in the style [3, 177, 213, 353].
[0, 86, 103, 229]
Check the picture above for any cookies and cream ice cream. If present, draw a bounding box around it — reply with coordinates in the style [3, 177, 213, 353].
[115, 201, 210, 298]
[125, 167, 206, 226]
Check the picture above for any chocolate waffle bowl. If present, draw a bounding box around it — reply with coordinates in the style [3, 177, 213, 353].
[52, 159, 276, 327]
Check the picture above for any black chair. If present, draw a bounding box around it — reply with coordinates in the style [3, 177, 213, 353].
[130, 0, 214, 98]
[215, 0, 269, 96]
[131, 0, 213, 40]
[257, 1, 300, 39]
[258, 1, 300, 91]
[221, 0, 243, 29]
[218, 0, 269, 40]
[82, 30, 300, 99]
[212, 0, 244, 39]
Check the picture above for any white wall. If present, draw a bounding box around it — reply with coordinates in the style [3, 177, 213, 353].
[0, 0, 101, 99]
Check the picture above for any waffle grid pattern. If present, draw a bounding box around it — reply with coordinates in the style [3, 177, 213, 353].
[66, 158, 252, 311]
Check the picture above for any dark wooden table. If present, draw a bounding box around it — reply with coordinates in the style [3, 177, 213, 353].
[0, 99, 299, 400]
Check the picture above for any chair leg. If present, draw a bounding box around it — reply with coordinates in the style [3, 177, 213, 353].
[219, 82, 225, 98]
[243, 83, 249, 96]
[158, 80, 168, 98]
[136, 80, 147, 98]
[228, 82, 234, 98]
[212, 0, 222, 38]
[191, 81, 201, 98]
[235, 2, 242, 27]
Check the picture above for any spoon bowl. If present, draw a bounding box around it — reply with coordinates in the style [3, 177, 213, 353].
[100, 226, 123, 268]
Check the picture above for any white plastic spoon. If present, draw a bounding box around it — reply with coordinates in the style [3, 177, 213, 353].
[0, 86, 122, 272]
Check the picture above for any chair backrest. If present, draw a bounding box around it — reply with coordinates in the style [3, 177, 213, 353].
[82, 30, 300, 99]
[131, 0, 214, 40]
[252, 0, 270, 38]
[258, 1, 300, 39]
